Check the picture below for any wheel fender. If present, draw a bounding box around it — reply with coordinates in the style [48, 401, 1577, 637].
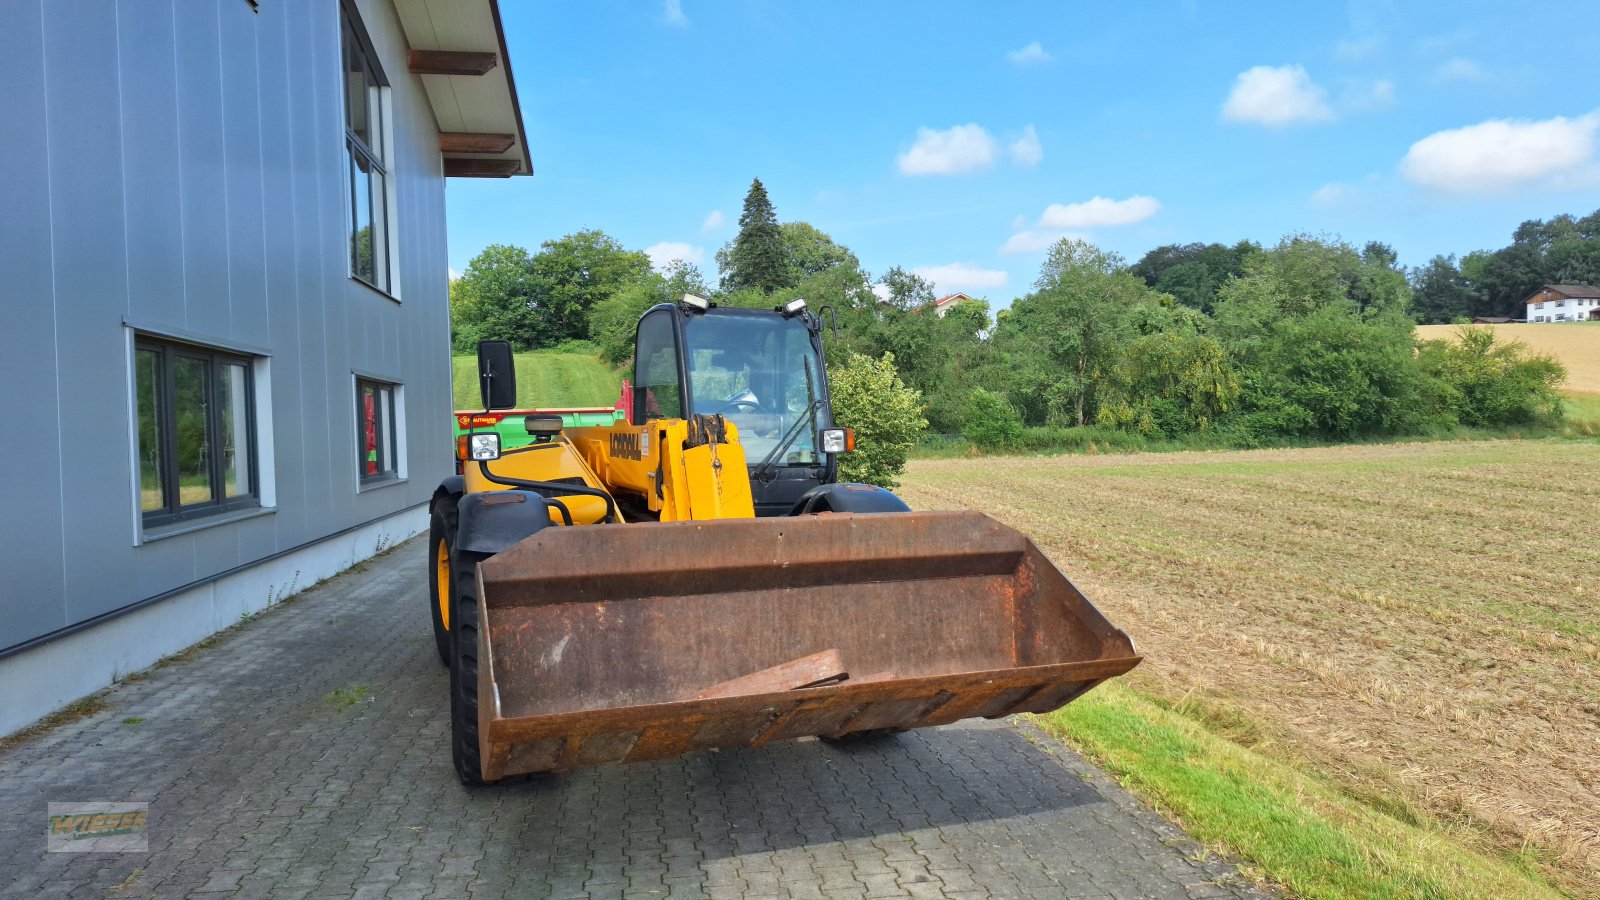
[453, 491, 553, 555]
[787, 482, 911, 515]
[434, 476, 465, 506]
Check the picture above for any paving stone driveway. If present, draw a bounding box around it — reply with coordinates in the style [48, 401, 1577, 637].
[0, 537, 1268, 899]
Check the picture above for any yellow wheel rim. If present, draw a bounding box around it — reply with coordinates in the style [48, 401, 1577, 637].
[435, 538, 451, 631]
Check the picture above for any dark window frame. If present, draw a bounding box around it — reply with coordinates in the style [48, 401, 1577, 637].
[136, 336, 260, 528]
[341, 3, 392, 293]
[632, 309, 686, 422]
[356, 377, 400, 484]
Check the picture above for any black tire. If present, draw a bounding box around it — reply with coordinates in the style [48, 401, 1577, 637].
[450, 547, 491, 786]
[427, 497, 461, 668]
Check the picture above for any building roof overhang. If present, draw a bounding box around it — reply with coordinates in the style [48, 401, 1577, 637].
[1530, 284, 1600, 301]
[393, 0, 531, 178]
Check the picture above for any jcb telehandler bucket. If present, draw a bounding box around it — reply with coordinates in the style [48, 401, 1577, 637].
[472, 510, 1140, 781]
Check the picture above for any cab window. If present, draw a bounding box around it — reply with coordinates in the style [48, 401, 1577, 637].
[633, 311, 683, 421]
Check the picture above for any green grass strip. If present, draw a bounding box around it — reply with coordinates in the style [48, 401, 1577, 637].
[451, 351, 622, 410]
[1039, 683, 1562, 900]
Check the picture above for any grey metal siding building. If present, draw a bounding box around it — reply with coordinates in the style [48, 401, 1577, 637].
[0, 0, 530, 735]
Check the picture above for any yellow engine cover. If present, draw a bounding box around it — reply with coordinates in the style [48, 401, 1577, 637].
[462, 439, 613, 525]
[567, 417, 754, 522]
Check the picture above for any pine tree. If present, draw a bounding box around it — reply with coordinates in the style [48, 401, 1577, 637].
[722, 178, 790, 293]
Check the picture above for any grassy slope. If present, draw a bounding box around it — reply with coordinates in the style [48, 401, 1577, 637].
[451, 351, 621, 410]
[900, 441, 1598, 897]
[1047, 684, 1561, 900]
[1417, 322, 1600, 394]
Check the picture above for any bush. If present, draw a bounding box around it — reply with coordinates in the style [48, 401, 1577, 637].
[828, 352, 927, 490]
[1246, 307, 1439, 439]
[1016, 425, 1144, 453]
[1417, 328, 1566, 427]
[961, 388, 1024, 451]
[545, 338, 600, 355]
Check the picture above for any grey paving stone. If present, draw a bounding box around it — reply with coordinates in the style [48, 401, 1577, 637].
[0, 537, 1272, 899]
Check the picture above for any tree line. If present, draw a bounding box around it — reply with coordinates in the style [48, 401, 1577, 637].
[450, 180, 1572, 470]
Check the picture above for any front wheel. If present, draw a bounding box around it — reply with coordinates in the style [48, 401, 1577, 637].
[427, 498, 460, 667]
[450, 547, 491, 785]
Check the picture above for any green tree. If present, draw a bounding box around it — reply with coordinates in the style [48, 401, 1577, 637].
[720, 178, 790, 293]
[1132, 240, 1259, 313]
[942, 298, 991, 335]
[827, 351, 926, 490]
[1460, 209, 1600, 317]
[874, 266, 937, 311]
[780, 222, 862, 283]
[448, 243, 544, 351]
[1000, 239, 1149, 427]
[1097, 330, 1239, 436]
[588, 261, 708, 365]
[1214, 236, 1434, 439]
[962, 388, 1023, 451]
[530, 229, 651, 345]
[450, 233, 650, 351]
[1409, 255, 1476, 324]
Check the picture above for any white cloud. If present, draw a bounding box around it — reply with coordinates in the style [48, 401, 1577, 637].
[998, 194, 1158, 255]
[1006, 41, 1051, 66]
[1433, 57, 1487, 85]
[645, 241, 704, 269]
[448, 267, 461, 281]
[1038, 195, 1160, 229]
[911, 263, 1009, 295]
[1402, 113, 1600, 193]
[1221, 65, 1334, 127]
[1309, 183, 1349, 207]
[662, 0, 687, 27]
[897, 124, 997, 176]
[1334, 35, 1383, 61]
[1009, 125, 1042, 167]
[870, 282, 894, 303]
[999, 230, 1077, 255]
[700, 210, 724, 233]
[1340, 79, 1396, 113]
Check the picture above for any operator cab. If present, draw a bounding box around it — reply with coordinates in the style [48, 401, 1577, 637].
[632, 300, 838, 516]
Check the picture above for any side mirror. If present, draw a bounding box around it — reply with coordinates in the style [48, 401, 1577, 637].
[477, 340, 517, 410]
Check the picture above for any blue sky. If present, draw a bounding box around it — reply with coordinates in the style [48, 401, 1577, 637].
[445, 0, 1600, 306]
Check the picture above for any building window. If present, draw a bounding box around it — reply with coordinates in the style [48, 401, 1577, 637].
[357, 378, 399, 483]
[342, 5, 391, 293]
[135, 337, 258, 527]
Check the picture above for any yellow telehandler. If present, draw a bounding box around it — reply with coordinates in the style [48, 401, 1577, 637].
[429, 295, 1140, 784]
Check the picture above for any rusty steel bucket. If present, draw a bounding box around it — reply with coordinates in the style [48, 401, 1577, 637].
[472, 510, 1140, 781]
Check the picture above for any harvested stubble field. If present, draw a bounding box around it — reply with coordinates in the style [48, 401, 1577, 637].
[900, 440, 1600, 893]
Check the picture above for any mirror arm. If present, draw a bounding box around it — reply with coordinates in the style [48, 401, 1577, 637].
[474, 460, 618, 524]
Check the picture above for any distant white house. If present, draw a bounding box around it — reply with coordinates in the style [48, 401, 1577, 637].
[927, 292, 977, 317]
[1525, 284, 1600, 322]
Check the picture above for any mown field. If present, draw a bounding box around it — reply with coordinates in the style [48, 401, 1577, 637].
[450, 350, 621, 410]
[899, 440, 1599, 897]
[1418, 322, 1600, 394]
